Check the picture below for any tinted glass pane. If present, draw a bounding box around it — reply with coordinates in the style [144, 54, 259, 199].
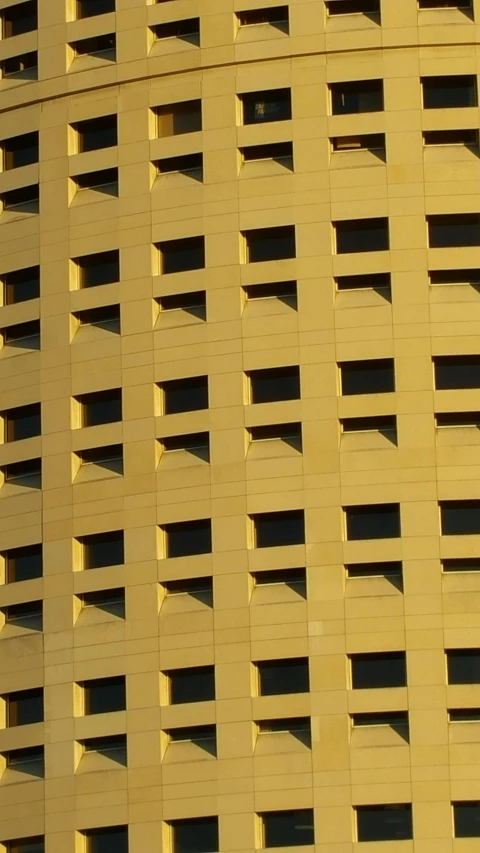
[164, 377, 208, 414]
[454, 803, 480, 837]
[7, 688, 43, 726]
[8, 837, 45, 853]
[441, 501, 480, 535]
[77, 116, 117, 152]
[263, 810, 314, 847]
[86, 827, 128, 853]
[79, 251, 119, 287]
[82, 390, 122, 426]
[85, 676, 126, 714]
[448, 650, 480, 684]
[428, 215, 480, 248]
[165, 520, 212, 557]
[423, 76, 477, 109]
[250, 367, 300, 403]
[246, 226, 295, 262]
[170, 666, 215, 704]
[160, 237, 205, 274]
[341, 359, 394, 394]
[254, 510, 305, 548]
[6, 545, 42, 583]
[258, 659, 309, 695]
[78, 0, 115, 17]
[435, 356, 480, 389]
[4, 266, 39, 304]
[83, 532, 124, 568]
[172, 818, 218, 853]
[346, 504, 401, 540]
[351, 652, 407, 689]
[4, 133, 39, 170]
[357, 806, 412, 842]
[242, 89, 291, 124]
[336, 218, 389, 253]
[3, 1, 37, 36]
[331, 80, 383, 114]
[6, 404, 41, 442]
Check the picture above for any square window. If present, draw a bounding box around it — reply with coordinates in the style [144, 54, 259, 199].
[454, 802, 480, 837]
[158, 237, 205, 274]
[167, 665, 215, 704]
[83, 827, 128, 853]
[440, 500, 480, 535]
[335, 218, 389, 253]
[74, 168, 118, 195]
[2, 2, 37, 37]
[74, 305, 120, 334]
[78, 389, 122, 426]
[3, 266, 39, 304]
[260, 810, 314, 847]
[345, 503, 401, 539]
[237, 7, 289, 28]
[74, 250, 119, 288]
[5, 544, 42, 583]
[81, 588, 125, 618]
[5, 838, 44, 853]
[356, 805, 412, 842]
[155, 100, 202, 137]
[3, 459, 41, 488]
[257, 658, 309, 695]
[162, 376, 208, 414]
[163, 576, 213, 606]
[72, 34, 116, 59]
[4, 403, 41, 442]
[5, 746, 44, 777]
[79, 530, 124, 569]
[152, 18, 200, 43]
[3, 320, 40, 349]
[240, 89, 292, 124]
[252, 510, 305, 548]
[340, 359, 395, 394]
[76, 0, 115, 18]
[82, 675, 126, 715]
[6, 687, 43, 726]
[155, 153, 202, 179]
[163, 519, 212, 558]
[2, 132, 38, 170]
[2, 52, 37, 79]
[330, 79, 383, 114]
[81, 735, 127, 765]
[434, 355, 480, 389]
[422, 75, 477, 109]
[73, 116, 117, 152]
[169, 817, 218, 853]
[248, 366, 300, 403]
[350, 651, 407, 689]
[244, 226, 295, 262]
[447, 649, 480, 684]
[428, 214, 480, 248]
[4, 600, 42, 630]
[2, 185, 39, 214]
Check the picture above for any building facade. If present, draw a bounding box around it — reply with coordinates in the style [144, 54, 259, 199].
[1, 0, 480, 851]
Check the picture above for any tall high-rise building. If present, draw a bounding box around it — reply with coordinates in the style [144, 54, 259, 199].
[1, 0, 480, 851]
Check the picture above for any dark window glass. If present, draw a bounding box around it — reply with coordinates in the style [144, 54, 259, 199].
[75, 116, 117, 152]
[335, 218, 389, 253]
[4, 266, 39, 304]
[75, 168, 118, 193]
[424, 129, 478, 147]
[171, 817, 218, 853]
[440, 501, 480, 535]
[2, 132, 38, 170]
[2, 52, 37, 78]
[249, 366, 300, 403]
[238, 6, 289, 26]
[245, 226, 295, 262]
[242, 142, 293, 163]
[168, 725, 216, 748]
[258, 717, 311, 734]
[163, 376, 208, 414]
[4, 320, 40, 347]
[327, 0, 380, 14]
[332, 133, 385, 152]
[7, 837, 45, 853]
[74, 305, 120, 333]
[422, 75, 477, 109]
[434, 356, 480, 389]
[336, 272, 391, 291]
[443, 558, 480, 572]
[241, 89, 292, 124]
[454, 803, 480, 837]
[436, 412, 480, 427]
[356, 805, 412, 842]
[253, 567, 306, 594]
[156, 153, 202, 177]
[430, 268, 480, 285]
[341, 359, 395, 395]
[352, 711, 408, 727]
[77, 0, 115, 18]
[168, 665, 215, 704]
[346, 561, 402, 579]
[164, 519, 212, 558]
[261, 810, 314, 847]
[428, 214, 480, 248]
[4, 459, 41, 487]
[82, 588, 125, 618]
[330, 79, 383, 114]
[79, 389, 122, 426]
[78, 444, 123, 473]
[5, 746, 44, 776]
[447, 649, 480, 684]
[159, 291, 206, 312]
[249, 423, 302, 448]
[253, 510, 305, 548]
[163, 576, 213, 606]
[162, 432, 209, 457]
[257, 658, 309, 695]
[351, 652, 407, 689]
[345, 503, 401, 540]
[83, 676, 126, 715]
[84, 827, 128, 853]
[341, 415, 396, 433]
[5, 404, 41, 442]
[2, 185, 39, 212]
[156, 100, 202, 136]
[80, 531, 124, 569]
[153, 19, 200, 41]
[6, 688, 43, 726]
[2, 1, 37, 37]
[244, 281, 297, 301]
[6, 544, 42, 583]
[159, 237, 205, 274]
[73, 34, 116, 57]
[449, 708, 480, 721]
[4, 601, 42, 630]
[76, 250, 119, 288]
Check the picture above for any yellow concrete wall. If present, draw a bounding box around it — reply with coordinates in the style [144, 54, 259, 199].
[1, 0, 480, 850]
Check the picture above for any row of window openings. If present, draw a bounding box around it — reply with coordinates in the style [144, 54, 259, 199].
[10, 800, 480, 853]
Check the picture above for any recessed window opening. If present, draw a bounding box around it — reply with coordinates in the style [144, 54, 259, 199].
[3, 266, 39, 304]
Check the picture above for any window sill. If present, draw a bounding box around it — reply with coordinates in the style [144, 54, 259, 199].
[68, 52, 116, 73]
